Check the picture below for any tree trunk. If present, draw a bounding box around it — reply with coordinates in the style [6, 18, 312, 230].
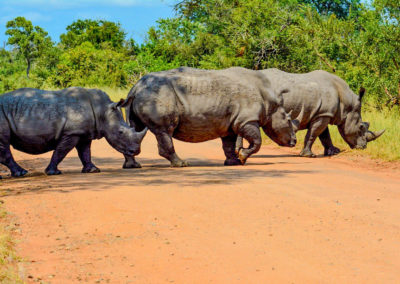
[26, 59, 31, 78]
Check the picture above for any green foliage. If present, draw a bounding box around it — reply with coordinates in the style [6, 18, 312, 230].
[299, 0, 362, 18]
[5, 17, 53, 78]
[60, 19, 126, 50]
[49, 42, 127, 88]
[1, 0, 400, 109]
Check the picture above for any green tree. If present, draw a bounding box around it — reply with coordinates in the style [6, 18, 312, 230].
[300, 0, 362, 18]
[60, 19, 126, 50]
[5, 17, 52, 78]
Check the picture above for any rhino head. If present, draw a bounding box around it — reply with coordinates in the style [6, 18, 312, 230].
[102, 99, 146, 156]
[338, 88, 385, 149]
[262, 90, 297, 147]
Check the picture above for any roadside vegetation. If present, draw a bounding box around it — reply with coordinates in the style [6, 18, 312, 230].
[0, 0, 399, 162]
[0, 204, 23, 283]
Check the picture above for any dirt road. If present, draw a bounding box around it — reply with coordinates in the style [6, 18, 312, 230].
[1, 134, 400, 283]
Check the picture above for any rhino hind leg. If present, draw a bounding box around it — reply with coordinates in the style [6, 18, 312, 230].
[318, 128, 341, 156]
[222, 135, 242, 166]
[155, 131, 188, 167]
[0, 145, 28, 178]
[300, 117, 331, 158]
[45, 135, 80, 175]
[235, 135, 244, 156]
[76, 139, 100, 173]
[237, 122, 262, 165]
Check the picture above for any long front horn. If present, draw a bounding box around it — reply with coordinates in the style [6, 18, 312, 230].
[135, 127, 148, 143]
[366, 129, 385, 142]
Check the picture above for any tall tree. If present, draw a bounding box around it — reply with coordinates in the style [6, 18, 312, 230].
[5, 17, 52, 78]
[60, 19, 126, 50]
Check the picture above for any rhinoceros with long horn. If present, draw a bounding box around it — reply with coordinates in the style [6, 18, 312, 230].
[121, 67, 296, 168]
[0, 87, 146, 178]
[237, 68, 384, 157]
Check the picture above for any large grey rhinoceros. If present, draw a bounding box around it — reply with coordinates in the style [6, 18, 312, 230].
[121, 67, 297, 168]
[0, 87, 146, 179]
[237, 68, 384, 157]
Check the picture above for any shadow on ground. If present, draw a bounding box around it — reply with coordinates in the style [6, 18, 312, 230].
[0, 155, 314, 196]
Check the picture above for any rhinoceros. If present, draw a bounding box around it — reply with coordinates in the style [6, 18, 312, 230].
[236, 68, 384, 157]
[0, 87, 146, 178]
[121, 67, 296, 168]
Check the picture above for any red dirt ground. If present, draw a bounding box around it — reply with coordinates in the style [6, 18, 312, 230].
[1, 135, 400, 283]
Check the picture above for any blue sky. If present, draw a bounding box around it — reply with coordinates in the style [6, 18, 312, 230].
[0, 0, 176, 47]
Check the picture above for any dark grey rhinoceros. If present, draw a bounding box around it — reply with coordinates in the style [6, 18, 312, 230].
[121, 67, 296, 168]
[0, 87, 146, 178]
[237, 68, 384, 157]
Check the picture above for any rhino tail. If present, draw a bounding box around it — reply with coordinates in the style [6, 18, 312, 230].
[359, 87, 366, 101]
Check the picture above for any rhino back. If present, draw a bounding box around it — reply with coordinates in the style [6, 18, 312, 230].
[261, 69, 354, 129]
[0, 87, 98, 154]
[131, 67, 267, 142]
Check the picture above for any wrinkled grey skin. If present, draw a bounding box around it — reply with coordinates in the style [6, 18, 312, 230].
[237, 69, 384, 157]
[0, 87, 146, 179]
[122, 67, 296, 167]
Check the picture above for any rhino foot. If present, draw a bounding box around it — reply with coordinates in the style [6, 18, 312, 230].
[299, 149, 316, 158]
[324, 146, 340, 156]
[123, 160, 142, 169]
[224, 158, 242, 166]
[171, 160, 189, 167]
[11, 169, 28, 178]
[238, 149, 248, 165]
[82, 165, 101, 173]
[45, 168, 62, 175]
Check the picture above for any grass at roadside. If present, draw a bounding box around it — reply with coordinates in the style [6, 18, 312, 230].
[0, 203, 23, 283]
[263, 107, 400, 161]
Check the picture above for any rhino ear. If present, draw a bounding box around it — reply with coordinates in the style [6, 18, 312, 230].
[359, 87, 366, 101]
[116, 98, 125, 108]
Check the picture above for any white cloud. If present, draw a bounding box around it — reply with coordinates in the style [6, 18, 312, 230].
[0, 11, 52, 25]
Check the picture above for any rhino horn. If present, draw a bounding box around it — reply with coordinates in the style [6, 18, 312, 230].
[287, 110, 293, 118]
[366, 129, 385, 142]
[134, 127, 148, 143]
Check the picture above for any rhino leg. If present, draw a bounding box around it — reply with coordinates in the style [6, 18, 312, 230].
[76, 139, 100, 173]
[222, 135, 242, 166]
[45, 135, 80, 175]
[318, 128, 341, 156]
[0, 145, 28, 178]
[237, 122, 262, 165]
[235, 135, 244, 156]
[123, 155, 142, 169]
[155, 131, 188, 167]
[300, 117, 330, 158]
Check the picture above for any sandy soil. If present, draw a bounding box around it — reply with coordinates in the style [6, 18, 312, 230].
[1, 134, 400, 283]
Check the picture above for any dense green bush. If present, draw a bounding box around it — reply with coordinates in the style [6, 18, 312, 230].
[1, 0, 399, 107]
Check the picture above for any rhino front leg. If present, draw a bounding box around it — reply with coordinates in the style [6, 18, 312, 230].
[300, 117, 330, 158]
[0, 145, 28, 177]
[318, 128, 340, 156]
[123, 155, 142, 169]
[155, 131, 188, 167]
[76, 139, 100, 173]
[222, 135, 242, 166]
[45, 135, 80, 175]
[237, 122, 262, 165]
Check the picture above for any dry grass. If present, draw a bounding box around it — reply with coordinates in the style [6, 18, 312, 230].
[0, 204, 23, 283]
